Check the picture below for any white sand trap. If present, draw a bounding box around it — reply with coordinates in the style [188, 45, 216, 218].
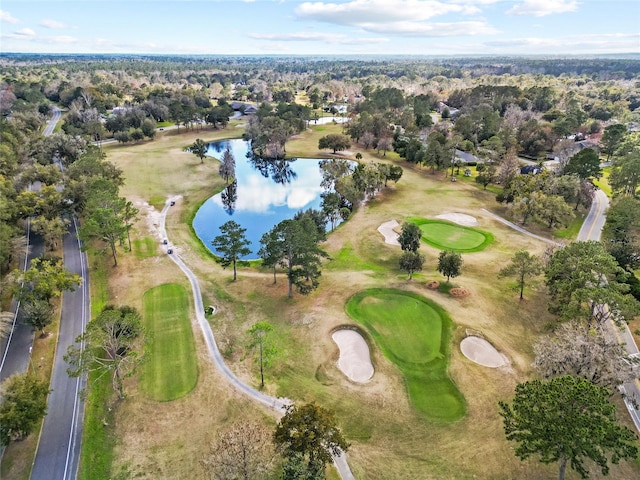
[332, 330, 374, 383]
[377, 220, 400, 246]
[460, 336, 507, 368]
[435, 212, 478, 227]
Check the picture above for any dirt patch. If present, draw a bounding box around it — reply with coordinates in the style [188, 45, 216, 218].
[435, 212, 478, 226]
[450, 287, 470, 297]
[460, 336, 508, 368]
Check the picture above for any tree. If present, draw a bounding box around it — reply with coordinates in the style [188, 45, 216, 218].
[437, 250, 463, 283]
[79, 199, 128, 266]
[609, 148, 640, 197]
[498, 250, 543, 300]
[601, 123, 627, 161]
[377, 136, 392, 156]
[602, 196, 640, 270]
[247, 321, 275, 389]
[190, 138, 208, 164]
[274, 403, 349, 475]
[533, 322, 636, 390]
[318, 134, 350, 154]
[535, 194, 574, 229]
[320, 191, 342, 232]
[545, 241, 639, 325]
[15, 256, 81, 303]
[219, 145, 236, 184]
[565, 148, 602, 181]
[211, 220, 252, 281]
[21, 297, 54, 337]
[261, 217, 328, 298]
[121, 200, 139, 252]
[398, 222, 421, 252]
[499, 375, 638, 480]
[0, 373, 50, 446]
[258, 228, 285, 285]
[201, 421, 275, 480]
[475, 163, 497, 190]
[65, 305, 144, 399]
[399, 251, 425, 280]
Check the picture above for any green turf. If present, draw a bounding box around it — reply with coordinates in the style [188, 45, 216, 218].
[132, 237, 157, 259]
[345, 288, 465, 422]
[141, 283, 198, 401]
[408, 218, 494, 252]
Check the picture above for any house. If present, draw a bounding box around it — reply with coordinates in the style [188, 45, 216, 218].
[455, 149, 480, 165]
[520, 165, 542, 175]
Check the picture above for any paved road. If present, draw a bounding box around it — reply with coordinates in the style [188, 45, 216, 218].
[30, 216, 89, 480]
[159, 199, 355, 480]
[0, 106, 90, 479]
[0, 106, 62, 379]
[0, 230, 44, 382]
[577, 189, 640, 433]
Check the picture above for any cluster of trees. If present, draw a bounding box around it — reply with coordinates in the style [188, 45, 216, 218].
[496, 239, 640, 477]
[243, 102, 312, 158]
[396, 222, 464, 282]
[202, 402, 348, 480]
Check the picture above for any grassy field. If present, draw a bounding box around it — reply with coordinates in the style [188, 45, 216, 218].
[100, 124, 640, 479]
[345, 288, 465, 422]
[141, 283, 198, 401]
[133, 237, 158, 259]
[409, 218, 494, 252]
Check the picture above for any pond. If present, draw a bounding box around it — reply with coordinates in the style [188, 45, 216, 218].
[193, 139, 332, 259]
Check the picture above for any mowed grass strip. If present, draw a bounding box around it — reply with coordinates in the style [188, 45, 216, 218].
[141, 283, 198, 401]
[410, 218, 494, 252]
[345, 288, 465, 422]
[133, 237, 157, 259]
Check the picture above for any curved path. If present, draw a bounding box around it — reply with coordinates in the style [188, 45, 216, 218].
[160, 199, 355, 479]
[481, 208, 563, 247]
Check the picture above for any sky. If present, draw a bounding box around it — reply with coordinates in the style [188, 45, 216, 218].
[1, 0, 639, 56]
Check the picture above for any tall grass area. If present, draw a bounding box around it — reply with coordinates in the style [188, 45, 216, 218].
[345, 288, 465, 422]
[78, 250, 116, 480]
[141, 283, 198, 401]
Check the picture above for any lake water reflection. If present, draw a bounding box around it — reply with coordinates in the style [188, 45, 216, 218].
[193, 139, 328, 259]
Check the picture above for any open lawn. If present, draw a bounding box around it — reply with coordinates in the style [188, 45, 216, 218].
[100, 123, 640, 479]
[345, 288, 465, 422]
[409, 218, 494, 252]
[141, 283, 198, 401]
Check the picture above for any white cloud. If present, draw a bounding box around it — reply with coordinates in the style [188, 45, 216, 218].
[0, 10, 19, 24]
[50, 35, 77, 44]
[13, 28, 36, 37]
[294, 0, 498, 37]
[361, 20, 498, 36]
[295, 0, 468, 24]
[506, 0, 579, 17]
[40, 19, 67, 29]
[249, 32, 388, 45]
[484, 32, 640, 53]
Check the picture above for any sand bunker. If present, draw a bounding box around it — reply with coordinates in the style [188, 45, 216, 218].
[460, 336, 507, 368]
[332, 330, 374, 383]
[435, 212, 478, 227]
[377, 220, 400, 246]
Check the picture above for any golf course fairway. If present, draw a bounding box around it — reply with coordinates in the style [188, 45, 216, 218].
[141, 283, 198, 401]
[345, 288, 465, 422]
[410, 218, 493, 252]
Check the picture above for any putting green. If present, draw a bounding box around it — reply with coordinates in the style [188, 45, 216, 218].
[409, 218, 493, 252]
[141, 283, 198, 401]
[345, 288, 465, 422]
